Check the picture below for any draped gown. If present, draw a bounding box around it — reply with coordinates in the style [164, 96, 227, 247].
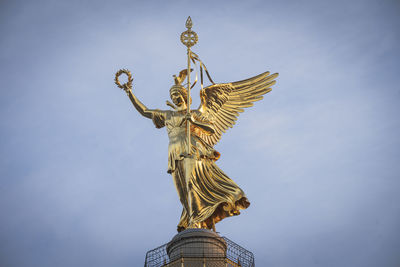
[151, 109, 250, 232]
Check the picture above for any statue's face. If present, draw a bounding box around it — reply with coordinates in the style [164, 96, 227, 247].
[170, 91, 185, 107]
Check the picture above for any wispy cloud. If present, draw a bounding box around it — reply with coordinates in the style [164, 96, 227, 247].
[1, 0, 399, 267]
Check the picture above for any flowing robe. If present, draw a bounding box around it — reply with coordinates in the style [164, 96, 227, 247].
[152, 109, 250, 231]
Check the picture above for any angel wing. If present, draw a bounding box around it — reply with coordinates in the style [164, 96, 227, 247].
[196, 71, 278, 146]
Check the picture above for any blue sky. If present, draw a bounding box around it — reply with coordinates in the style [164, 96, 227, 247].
[0, 0, 399, 266]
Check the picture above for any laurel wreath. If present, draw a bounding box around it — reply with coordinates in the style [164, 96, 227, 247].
[114, 69, 133, 91]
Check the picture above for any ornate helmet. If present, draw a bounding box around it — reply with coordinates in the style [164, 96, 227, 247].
[170, 84, 187, 97]
[170, 69, 192, 105]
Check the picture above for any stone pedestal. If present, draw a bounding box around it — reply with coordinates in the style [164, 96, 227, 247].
[166, 228, 227, 267]
[144, 228, 254, 267]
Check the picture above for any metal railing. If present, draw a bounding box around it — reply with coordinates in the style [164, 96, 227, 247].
[144, 236, 254, 267]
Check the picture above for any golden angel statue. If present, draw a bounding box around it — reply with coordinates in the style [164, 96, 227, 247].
[114, 17, 278, 232]
[115, 68, 278, 232]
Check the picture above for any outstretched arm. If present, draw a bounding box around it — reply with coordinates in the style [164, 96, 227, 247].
[125, 89, 157, 119]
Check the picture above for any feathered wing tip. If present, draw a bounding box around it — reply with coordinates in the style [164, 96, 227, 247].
[197, 71, 279, 146]
[231, 71, 279, 94]
[231, 71, 278, 87]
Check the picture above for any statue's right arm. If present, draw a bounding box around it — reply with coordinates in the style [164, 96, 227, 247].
[126, 89, 156, 119]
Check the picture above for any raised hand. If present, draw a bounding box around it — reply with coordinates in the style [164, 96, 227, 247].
[114, 69, 133, 92]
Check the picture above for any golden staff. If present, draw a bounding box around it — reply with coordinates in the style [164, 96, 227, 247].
[180, 17, 198, 227]
[180, 16, 198, 155]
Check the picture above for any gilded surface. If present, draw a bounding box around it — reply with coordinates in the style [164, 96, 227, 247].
[114, 17, 278, 232]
